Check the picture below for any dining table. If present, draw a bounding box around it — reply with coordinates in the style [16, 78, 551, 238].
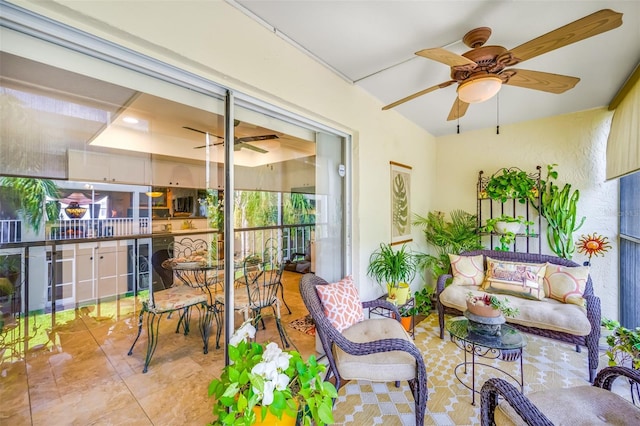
[162, 258, 226, 349]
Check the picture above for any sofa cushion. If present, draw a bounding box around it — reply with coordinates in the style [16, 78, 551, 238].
[544, 263, 589, 306]
[316, 275, 364, 332]
[495, 384, 640, 425]
[482, 257, 547, 300]
[334, 317, 416, 382]
[449, 254, 485, 286]
[439, 284, 591, 336]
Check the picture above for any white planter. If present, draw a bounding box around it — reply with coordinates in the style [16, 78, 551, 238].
[495, 221, 522, 234]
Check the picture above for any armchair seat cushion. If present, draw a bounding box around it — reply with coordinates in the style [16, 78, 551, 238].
[334, 318, 416, 382]
[495, 385, 640, 425]
[439, 284, 591, 335]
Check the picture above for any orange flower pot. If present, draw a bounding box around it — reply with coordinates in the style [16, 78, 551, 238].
[252, 406, 297, 426]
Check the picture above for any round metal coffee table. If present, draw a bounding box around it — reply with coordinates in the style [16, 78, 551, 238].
[446, 316, 527, 405]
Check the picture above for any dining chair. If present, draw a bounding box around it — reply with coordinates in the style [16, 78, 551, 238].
[127, 283, 210, 373]
[262, 238, 292, 315]
[216, 255, 291, 349]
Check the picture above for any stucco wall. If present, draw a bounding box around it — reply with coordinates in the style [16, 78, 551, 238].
[435, 108, 619, 319]
[10, 0, 437, 300]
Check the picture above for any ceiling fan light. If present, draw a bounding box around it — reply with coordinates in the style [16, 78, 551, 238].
[457, 76, 502, 104]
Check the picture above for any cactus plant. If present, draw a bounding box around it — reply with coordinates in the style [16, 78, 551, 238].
[534, 165, 586, 259]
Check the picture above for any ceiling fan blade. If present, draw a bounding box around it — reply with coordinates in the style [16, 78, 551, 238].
[415, 48, 477, 68]
[382, 80, 456, 110]
[236, 134, 279, 144]
[508, 9, 623, 64]
[235, 143, 268, 154]
[503, 69, 580, 93]
[447, 98, 470, 121]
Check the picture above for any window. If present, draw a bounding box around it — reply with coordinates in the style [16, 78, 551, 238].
[619, 171, 640, 327]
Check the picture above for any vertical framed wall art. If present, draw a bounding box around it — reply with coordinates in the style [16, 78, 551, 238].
[390, 161, 412, 245]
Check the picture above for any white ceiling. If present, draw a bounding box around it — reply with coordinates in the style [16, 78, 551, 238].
[234, 0, 640, 136]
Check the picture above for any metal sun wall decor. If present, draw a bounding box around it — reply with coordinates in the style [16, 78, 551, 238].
[390, 161, 412, 245]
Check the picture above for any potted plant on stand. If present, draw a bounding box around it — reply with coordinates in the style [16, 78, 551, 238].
[484, 168, 538, 204]
[208, 320, 337, 425]
[482, 215, 534, 251]
[367, 243, 417, 305]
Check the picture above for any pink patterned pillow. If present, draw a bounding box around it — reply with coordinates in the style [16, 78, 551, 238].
[449, 254, 485, 286]
[315, 276, 364, 332]
[544, 263, 590, 305]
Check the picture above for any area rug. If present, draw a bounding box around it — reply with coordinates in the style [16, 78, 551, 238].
[330, 314, 613, 426]
[287, 314, 316, 335]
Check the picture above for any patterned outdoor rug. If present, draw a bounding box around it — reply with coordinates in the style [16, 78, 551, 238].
[288, 314, 316, 335]
[331, 314, 614, 425]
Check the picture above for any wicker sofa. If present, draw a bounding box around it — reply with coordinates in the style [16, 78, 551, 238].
[436, 250, 601, 382]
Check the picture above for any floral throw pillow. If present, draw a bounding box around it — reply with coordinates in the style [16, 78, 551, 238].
[544, 263, 590, 306]
[482, 257, 547, 300]
[315, 275, 364, 332]
[449, 254, 485, 286]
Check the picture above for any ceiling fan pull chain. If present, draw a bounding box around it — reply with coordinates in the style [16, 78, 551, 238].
[496, 92, 500, 135]
[457, 100, 461, 134]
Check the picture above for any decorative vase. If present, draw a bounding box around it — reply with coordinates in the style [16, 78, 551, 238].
[64, 202, 87, 219]
[252, 406, 297, 426]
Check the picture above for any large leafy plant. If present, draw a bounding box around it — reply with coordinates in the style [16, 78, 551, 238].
[413, 210, 483, 279]
[0, 177, 59, 233]
[208, 321, 337, 426]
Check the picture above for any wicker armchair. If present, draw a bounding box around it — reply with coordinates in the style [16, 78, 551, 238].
[299, 274, 428, 426]
[436, 250, 601, 382]
[480, 366, 640, 425]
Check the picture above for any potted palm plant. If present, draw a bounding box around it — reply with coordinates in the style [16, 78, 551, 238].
[413, 210, 483, 280]
[367, 243, 417, 305]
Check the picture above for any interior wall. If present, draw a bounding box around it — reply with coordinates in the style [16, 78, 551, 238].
[12, 0, 438, 299]
[435, 107, 619, 320]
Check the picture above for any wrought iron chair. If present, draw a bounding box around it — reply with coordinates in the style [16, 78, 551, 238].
[127, 283, 209, 373]
[216, 255, 290, 349]
[299, 273, 428, 426]
[480, 365, 640, 425]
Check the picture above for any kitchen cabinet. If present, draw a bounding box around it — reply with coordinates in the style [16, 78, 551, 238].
[74, 241, 129, 303]
[152, 160, 207, 188]
[68, 149, 150, 185]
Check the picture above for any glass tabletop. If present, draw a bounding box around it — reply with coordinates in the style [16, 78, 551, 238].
[446, 316, 526, 350]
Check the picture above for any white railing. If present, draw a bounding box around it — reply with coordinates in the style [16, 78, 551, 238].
[48, 218, 151, 240]
[0, 220, 21, 243]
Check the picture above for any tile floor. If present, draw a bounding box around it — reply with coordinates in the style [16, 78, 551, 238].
[0, 271, 316, 425]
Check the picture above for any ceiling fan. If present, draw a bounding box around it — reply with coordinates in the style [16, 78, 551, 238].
[187, 119, 278, 153]
[382, 9, 623, 121]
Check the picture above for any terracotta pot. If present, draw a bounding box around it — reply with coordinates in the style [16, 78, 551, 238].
[252, 406, 297, 426]
[400, 315, 412, 332]
[466, 300, 501, 318]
